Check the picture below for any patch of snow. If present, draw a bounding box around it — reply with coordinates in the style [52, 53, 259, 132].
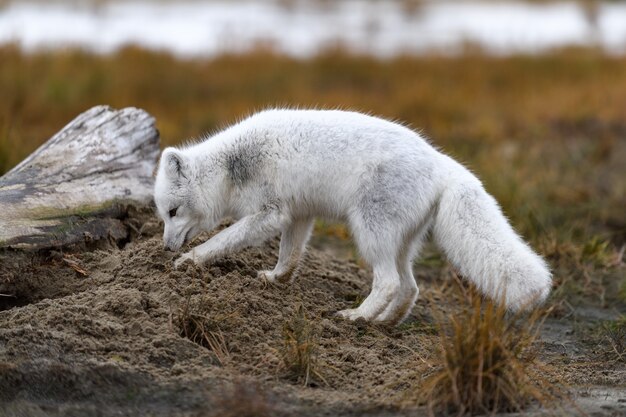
[0, 0, 625, 57]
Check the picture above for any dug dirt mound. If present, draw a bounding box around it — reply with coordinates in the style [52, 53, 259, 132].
[0, 219, 437, 417]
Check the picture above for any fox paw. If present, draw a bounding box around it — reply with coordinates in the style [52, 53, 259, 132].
[257, 270, 292, 284]
[257, 270, 277, 282]
[336, 308, 366, 321]
[174, 253, 195, 270]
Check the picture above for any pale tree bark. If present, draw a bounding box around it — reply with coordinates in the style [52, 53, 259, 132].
[0, 105, 160, 250]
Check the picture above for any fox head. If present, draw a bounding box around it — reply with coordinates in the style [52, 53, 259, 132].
[154, 147, 222, 251]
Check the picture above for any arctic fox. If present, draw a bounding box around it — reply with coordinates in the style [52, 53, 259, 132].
[154, 109, 551, 324]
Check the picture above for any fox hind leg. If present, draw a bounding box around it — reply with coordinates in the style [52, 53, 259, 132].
[258, 218, 314, 283]
[337, 257, 402, 321]
[337, 201, 434, 323]
[337, 219, 405, 321]
[374, 223, 431, 324]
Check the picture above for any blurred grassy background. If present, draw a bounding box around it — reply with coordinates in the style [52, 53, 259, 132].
[0, 45, 624, 302]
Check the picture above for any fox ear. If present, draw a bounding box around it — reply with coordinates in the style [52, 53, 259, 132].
[162, 148, 187, 180]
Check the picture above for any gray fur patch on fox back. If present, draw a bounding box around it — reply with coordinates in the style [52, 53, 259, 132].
[223, 139, 265, 188]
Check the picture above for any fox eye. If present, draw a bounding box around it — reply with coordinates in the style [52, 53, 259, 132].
[169, 208, 178, 218]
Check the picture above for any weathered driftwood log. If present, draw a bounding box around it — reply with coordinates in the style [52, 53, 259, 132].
[0, 105, 160, 250]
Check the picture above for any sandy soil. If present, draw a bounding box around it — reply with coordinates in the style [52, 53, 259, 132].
[0, 215, 624, 417]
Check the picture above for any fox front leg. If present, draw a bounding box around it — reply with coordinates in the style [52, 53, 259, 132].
[174, 209, 283, 269]
[257, 218, 314, 283]
[173, 251, 196, 269]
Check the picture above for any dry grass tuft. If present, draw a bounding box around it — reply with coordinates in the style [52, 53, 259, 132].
[419, 281, 560, 416]
[177, 298, 231, 366]
[601, 316, 626, 364]
[280, 304, 326, 386]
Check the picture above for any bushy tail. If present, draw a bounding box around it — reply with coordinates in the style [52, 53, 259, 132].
[433, 174, 551, 311]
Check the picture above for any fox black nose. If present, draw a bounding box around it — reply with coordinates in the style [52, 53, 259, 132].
[163, 244, 173, 252]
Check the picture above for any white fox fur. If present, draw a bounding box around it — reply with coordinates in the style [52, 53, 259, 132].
[154, 109, 551, 324]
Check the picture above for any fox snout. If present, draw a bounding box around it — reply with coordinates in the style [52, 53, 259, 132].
[163, 240, 175, 252]
[163, 224, 195, 252]
[162, 228, 183, 252]
[163, 235, 185, 252]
